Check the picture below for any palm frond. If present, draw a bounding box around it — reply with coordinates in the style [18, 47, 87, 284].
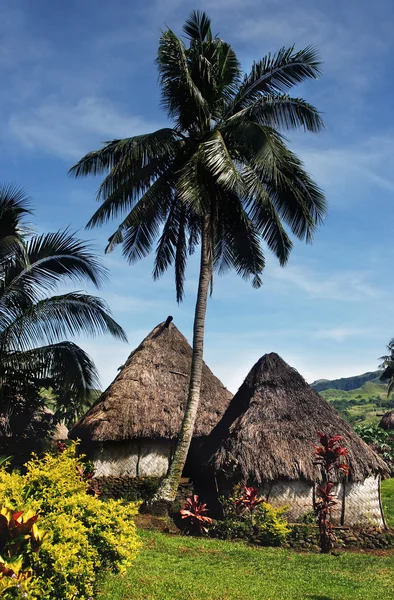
[242, 165, 293, 265]
[228, 45, 321, 115]
[236, 126, 327, 242]
[2, 231, 108, 309]
[69, 129, 179, 179]
[174, 206, 187, 302]
[214, 190, 265, 286]
[201, 131, 244, 192]
[2, 292, 127, 352]
[183, 10, 212, 42]
[3, 342, 100, 402]
[229, 95, 324, 133]
[111, 175, 173, 263]
[157, 29, 210, 129]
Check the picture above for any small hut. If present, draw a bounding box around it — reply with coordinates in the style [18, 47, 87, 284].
[209, 353, 388, 526]
[71, 320, 232, 478]
[379, 410, 394, 431]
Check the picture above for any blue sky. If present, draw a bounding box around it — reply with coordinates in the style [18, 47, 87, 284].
[1, 0, 394, 392]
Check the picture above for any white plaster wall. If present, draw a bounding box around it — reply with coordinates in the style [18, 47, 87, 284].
[90, 439, 172, 477]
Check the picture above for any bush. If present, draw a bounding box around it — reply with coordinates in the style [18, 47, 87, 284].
[0, 443, 140, 599]
[213, 489, 290, 546]
[355, 424, 394, 472]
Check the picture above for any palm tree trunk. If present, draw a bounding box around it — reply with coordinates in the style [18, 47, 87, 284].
[153, 218, 212, 502]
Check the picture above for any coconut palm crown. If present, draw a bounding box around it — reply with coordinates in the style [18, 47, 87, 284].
[69, 11, 327, 500]
[0, 184, 127, 431]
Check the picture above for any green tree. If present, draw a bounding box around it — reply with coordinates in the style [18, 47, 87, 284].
[69, 11, 326, 501]
[0, 184, 126, 439]
[380, 339, 394, 395]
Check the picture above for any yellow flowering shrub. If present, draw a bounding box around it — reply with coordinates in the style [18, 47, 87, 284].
[0, 443, 140, 599]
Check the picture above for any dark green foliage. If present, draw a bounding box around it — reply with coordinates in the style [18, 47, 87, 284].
[0, 186, 126, 453]
[355, 424, 394, 471]
[70, 11, 326, 304]
[212, 493, 290, 546]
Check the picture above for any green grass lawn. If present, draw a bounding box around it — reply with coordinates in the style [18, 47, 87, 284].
[98, 529, 394, 600]
[381, 477, 394, 527]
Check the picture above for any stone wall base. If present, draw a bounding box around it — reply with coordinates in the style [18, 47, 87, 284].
[289, 524, 394, 551]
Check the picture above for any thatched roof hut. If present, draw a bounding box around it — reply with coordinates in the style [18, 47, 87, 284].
[379, 410, 394, 431]
[71, 319, 232, 478]
[209, 353, 388, 525]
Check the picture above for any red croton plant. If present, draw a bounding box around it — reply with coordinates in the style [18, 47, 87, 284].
[234, 486, 263, 513]
[180, 495, 213, 534]
[314, 432, 348, 553]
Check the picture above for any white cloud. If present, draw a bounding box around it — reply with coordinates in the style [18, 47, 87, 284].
[312, 327, 367, 342]
[296, 136, 394, 198]
[8, 97, 163, 159]
[233, 4, 386, 83]
[267, 264, 381, 301]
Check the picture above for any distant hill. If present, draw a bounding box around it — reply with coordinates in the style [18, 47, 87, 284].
[311, 370, 383, 393]
[311, 370, 392, 426]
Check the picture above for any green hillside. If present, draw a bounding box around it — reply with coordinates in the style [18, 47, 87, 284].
[311, 370, 383, 393]
[318, 381, 393, 425]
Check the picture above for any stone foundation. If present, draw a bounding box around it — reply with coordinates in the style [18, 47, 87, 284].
[289, 524, 394, 551]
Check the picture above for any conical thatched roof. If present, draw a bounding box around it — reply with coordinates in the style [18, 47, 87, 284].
[71, 320, 232, 442]
[210, 353, 388, 483]
[379, 410, 394, 430]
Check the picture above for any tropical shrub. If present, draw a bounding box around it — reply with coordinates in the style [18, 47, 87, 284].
[355, 424, 394, 472]
[180, 495, 213, 535]
[314, 432, 348, 553]
[0, 442, 140, 599]
[214, 487, 290, 546]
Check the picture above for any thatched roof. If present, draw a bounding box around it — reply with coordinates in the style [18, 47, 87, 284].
[379, 410, 394, 430]
[71, 320, 232, 442]
[41, 408, 69, 441]
[210, 353, 388, 483]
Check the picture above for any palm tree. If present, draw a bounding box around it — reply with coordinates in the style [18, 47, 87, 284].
[380, 340, 394, 395]
[0, 184, 127, 437]
[69, 11, 326, 501]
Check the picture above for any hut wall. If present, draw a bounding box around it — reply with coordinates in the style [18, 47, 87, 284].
[260, 480, 314, 522]
[260, 476, 384, 526]
[340, 475, 384, 526]
[90, 439, 173, 477]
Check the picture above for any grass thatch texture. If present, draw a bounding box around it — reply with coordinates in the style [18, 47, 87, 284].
[71, 321, 232, 441]
[379, 410, 394, 431]
[211, 353, 388, 483]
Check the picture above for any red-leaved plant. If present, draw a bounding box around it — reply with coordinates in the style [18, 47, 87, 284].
[180, 495, 213, 534]
[314, 432, 348, 553]
[234, 486, 263, 513]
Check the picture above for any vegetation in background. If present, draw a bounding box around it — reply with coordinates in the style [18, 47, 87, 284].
[98, 529, 394, 600]
[355, 424, 394, 473]
[318, 381, 391, 425]
[0, 185, 126, 455]
[0, 443, 140, 599]
[379, 338, 394, 395]
[70, 9, 326, 502]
